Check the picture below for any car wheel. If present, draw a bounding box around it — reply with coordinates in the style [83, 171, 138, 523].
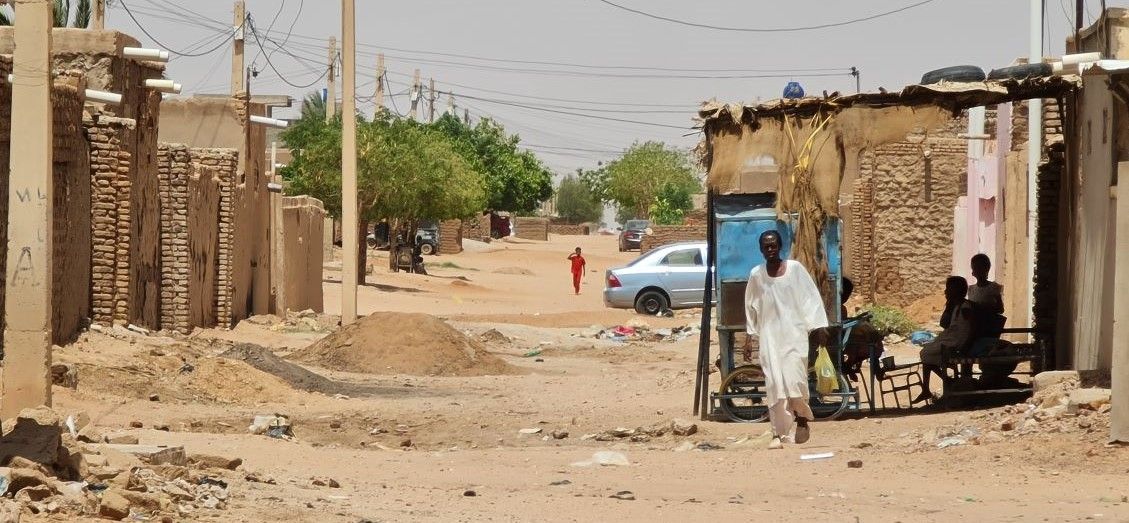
[634, 290, 669, 316]
[920, 65, 985, 85]
[419, 242, 436, 256]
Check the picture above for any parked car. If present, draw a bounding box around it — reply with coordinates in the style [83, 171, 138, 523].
[366, 222, 439, 255]
[617, 219, 650, 251]
[604, 241, 710, 315]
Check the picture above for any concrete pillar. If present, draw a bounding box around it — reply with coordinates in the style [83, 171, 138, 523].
[230, 1, 245, 96]
[3, 0, 54, 418]
[1111, 163, 1129, 444]
[323, 217, 334, 260]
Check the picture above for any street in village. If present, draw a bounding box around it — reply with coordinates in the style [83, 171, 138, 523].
[0, 0, 1125, 522]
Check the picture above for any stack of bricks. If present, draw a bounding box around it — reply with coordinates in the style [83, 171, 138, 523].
[209, 150, 238, 328]
[638, 225, 707, 251]
[461, 213, 492, 242]
[513, 217, 549, 241]
[438, 220, 462, 254]
[850, 176, 877, 301]
[1043, 99, 1064, 148]
[85, 113, 135, 326]
[548, 224, 589, 235]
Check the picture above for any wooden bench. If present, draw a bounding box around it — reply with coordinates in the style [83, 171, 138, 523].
[942, 327, 1045, 399]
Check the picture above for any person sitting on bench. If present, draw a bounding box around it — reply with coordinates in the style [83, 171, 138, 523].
[840, 277, 884, 374]
[914, 276, 975, 404]
[965, 254, 1006, 357]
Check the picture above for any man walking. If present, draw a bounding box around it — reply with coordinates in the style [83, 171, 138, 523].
[743, 230, 829, 449]
[567, 247, 586, 295]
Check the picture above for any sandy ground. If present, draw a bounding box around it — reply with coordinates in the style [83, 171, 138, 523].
[46, 233, 1129, 522]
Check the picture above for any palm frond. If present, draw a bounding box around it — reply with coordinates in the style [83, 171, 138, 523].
[0, 6, 12, 26]
[52, 0, 71, 28]
[73, 0, 90, 28]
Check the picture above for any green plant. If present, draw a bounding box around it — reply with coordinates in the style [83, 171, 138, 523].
[862, 304, 917, 337]
[428, 261, 478, 271]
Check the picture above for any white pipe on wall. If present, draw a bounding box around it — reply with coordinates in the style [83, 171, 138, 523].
[84, 89, 122, 104]
[250, 115, 289, 128]
[122, 47, 170, 63]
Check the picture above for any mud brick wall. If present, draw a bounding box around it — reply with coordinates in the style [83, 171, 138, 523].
[1034, 144, 1064, 368]
[51, 83, 92, 345]
[548, 224, 590, 235]
[128, 90, 162, 330]
[461, 213, 492, 242]
[229, 97, 272, 323]
[639, 225, 707, 251]
[438, 219, 462, 254]
[157, 144, 190, 332]
[513, 217, 549, 241]
[86, 114, 136, 326]
[850, 117, 968, 307]
[281, 197, 325, 313]
[0, 77, 91, 347]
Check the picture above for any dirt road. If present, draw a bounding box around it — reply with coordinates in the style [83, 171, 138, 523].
[50, 233, 1129, 522]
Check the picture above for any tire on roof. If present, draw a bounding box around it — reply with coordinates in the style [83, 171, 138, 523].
[986, 62, 1053, 81]
[920, 65, 986, 85]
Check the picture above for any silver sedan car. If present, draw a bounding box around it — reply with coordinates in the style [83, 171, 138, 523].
[604, 241, 709, 315]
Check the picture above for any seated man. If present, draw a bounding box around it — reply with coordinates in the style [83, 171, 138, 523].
[914, 276, 975, 404]
[966, 254, 1005, 351]
[840, 277, 884, 375]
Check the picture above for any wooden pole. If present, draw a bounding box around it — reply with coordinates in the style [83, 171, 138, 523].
[231, 0, 245, 95]
[408, 68, 420, 120]
[326, 36, 337, 122]
[428, 77, 436, 122]
[3, 0, 54, 418]
[340, 0, 358, 324]
[375, 52, 385, 114]
[92, 0, 105, 29]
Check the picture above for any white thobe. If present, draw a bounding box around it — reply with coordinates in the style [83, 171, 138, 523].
[745, 260, 829, 436]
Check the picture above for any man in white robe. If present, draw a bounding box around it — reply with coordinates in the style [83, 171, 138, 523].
[743, 230, 829, 449]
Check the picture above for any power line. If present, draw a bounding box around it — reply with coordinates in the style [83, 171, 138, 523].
[118, 0, 240, 57]
[457, 92, 689, 130]
[248, 18, 329, 89]
[442, 90, 691, 115]
[593, 0, 938, 32]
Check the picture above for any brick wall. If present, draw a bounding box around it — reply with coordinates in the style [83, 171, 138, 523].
[86, 113, 135, 326]
[514, 217, 549, 241]
[438, 219, 462, 254]
[850, 116, 968, 306]
[157, 145, 239, 333]
[639, 225, 707, 251]
[461, 213, 492, 242]
[548, 224, 590, 235]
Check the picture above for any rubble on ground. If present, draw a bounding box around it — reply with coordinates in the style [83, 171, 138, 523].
[578, 322, 698, 343]
[0, 406, 241, 520]
[266, 309, 336, 333]
[909, 371, 1112, 451]
[580, 419, 699, 443]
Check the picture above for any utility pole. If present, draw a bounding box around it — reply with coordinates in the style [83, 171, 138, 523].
[374, 53, 385, 113]
[92, 0, 105, 29]
[464, 108, 470, 125]
[1026, 0, 1042, 342]
[3, 0, 54, 418]
[409, 68, 420, 120]
[231, 0, 245, 95]
[341, 0, 358, 325]
[447, 91, 455, 116]
[326, 36, 337, 122]
[850, 66, 860, 94]
[428, 77, 436, 122]
[269, 142, 285, 314]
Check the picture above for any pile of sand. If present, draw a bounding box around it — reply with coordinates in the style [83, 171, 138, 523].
[289, 312, 516, 376]
[905, 293, 947, 326]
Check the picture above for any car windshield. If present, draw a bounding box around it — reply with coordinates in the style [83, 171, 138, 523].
[624, 220, 649, 230]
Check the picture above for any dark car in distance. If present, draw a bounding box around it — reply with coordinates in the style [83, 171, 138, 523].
[618, 219, 650, 252]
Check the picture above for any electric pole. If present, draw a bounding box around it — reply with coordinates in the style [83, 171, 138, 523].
[375, 53, 385, 114]
[447, 91, 454, 116]
[428, 77, 436, 123]
[464, 108, 470, 125]
[231, 0, 245, 95]
[326, 36, 337, 122]
[850, 66, 860, 94]
[92, 0, 105, 29]
[3, 0, 54, 418]
[408, 69, 420, 120]
[341, 0, 359, 325]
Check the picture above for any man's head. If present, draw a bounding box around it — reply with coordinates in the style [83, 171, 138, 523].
[841, 276, 854, 304]
[759, 230, 782, 263]
[945, 276, 969, 302]
[574, 247, 582, 255]
[971, 254, 991, 280]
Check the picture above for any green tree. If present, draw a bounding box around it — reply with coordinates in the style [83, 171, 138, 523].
[648, 181, 694, 225]
[555, 174, 602, 224]
[577, 164, 610, 204]
[1, 0, 95, 27]
[604, 141, 699, 220]
[431, 113, 552, 213]
[280, 94, 486, 277]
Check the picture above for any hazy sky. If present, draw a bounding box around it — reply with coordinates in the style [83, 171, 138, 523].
[108, 0, 1116, 175]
